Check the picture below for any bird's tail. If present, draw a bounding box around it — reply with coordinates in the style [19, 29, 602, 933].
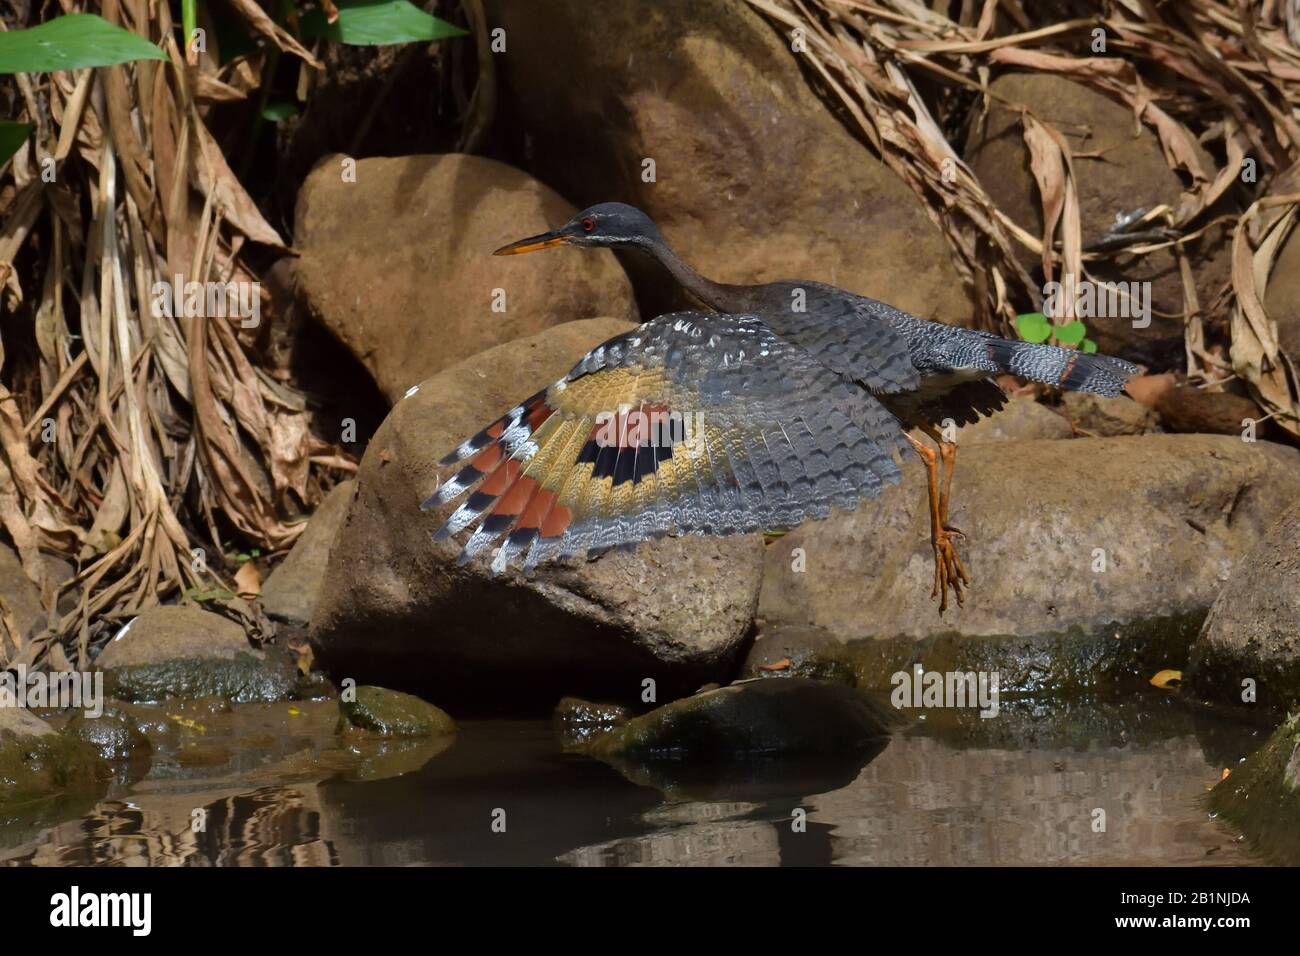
[981, 335, 1140, 397]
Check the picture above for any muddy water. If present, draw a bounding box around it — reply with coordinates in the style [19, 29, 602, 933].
[0, 689, 1264, 866]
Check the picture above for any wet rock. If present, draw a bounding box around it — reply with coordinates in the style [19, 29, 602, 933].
[0, 708, 108, 810]
[310, 319, 765, 709]
[340, 737, 457, 783]
[1154, 384, 1262, 436]
[294, 154, 637, 402]
[261, 480, 355, 626]
[64, 707, 152, 766]
[96, 605, 299, 704]
[581, 679, 902, 761]
[760, 434, 1300, 644]
[1062, 391, 1158, 436]
[966, 73, 1229, 366]
[1209, 712, 1300, 865]
[809, 613, 1206, 698]
[554, 696, 632, 747]
[554, 696, 631, 729]
[484, 0, 969, 325]
[1187, 500, 1300, 710]
[338, 686, 456, 738]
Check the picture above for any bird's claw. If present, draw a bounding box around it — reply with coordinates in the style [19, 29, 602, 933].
[930, 529, 969, 615]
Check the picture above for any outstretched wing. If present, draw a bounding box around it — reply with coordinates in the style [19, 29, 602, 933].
[422, 312, 909, 573]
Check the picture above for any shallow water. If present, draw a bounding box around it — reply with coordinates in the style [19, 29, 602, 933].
[0, 689, 1265, 866]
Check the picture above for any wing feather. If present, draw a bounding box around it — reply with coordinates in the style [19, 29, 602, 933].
[425, 312, 910, 572]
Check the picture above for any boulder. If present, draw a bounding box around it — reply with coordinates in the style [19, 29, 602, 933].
[96, 604, 252, 667]
[310, 318, 766, 710]
[338, 686, 456, 738]
[294, 154, 638, 402]
[1062, 391, 1158, 436]
[759, 434, 1300, 644]
[951, 397, 1072, 444]
[1187, 501, 1300, 710]
[484, 0, 969, 325]
[95, 605, 299, 703]
[1264, 227, 1300, 363]
[966, 73, 1229, 365]
[260, 480, 356, 626]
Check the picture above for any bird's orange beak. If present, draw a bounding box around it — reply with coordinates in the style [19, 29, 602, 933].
[492, 231, 573, 256]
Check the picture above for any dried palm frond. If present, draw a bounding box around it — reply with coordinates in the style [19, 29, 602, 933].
[0, 0, 354, 667]
[748, 0, 1300, 435]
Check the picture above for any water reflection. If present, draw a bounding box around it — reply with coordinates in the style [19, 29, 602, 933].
[0, 692, 1263, 866]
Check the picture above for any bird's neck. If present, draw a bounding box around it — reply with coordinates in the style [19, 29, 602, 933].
[639, 237, 743, 313]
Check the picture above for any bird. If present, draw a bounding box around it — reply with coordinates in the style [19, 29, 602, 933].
[423, 202, 1140, 612]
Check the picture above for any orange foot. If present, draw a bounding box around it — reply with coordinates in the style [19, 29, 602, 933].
[931, 526, 969, 615]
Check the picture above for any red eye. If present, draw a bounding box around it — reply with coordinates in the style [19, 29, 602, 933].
[582, 217, 595, 232]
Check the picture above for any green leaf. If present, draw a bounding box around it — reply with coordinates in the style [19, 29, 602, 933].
[1015, 311, 1052, 344]
[0, 14, 167, 74]
[0, 121, 32, 166]
[1053, 320, 1087, 346]
[261, 101, 299, 121]
[301, 0, 468, 46]
[1081, 338, 1099, 354]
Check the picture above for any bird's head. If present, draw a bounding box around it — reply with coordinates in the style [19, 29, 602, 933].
[493, 202, 662, 256]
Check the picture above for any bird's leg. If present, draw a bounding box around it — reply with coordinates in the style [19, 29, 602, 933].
[920, 424, 963, 537]
[905, 430, 968, 614]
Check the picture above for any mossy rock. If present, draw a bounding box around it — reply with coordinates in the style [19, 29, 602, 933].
[103, 651, 301, 704]
[338, 686, 456, 738]
[0, 728, 109, 811]
[582, 678, 903, 761]
[1210, 712, 1300, 865]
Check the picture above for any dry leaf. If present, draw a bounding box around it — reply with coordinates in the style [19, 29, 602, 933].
[234, 560, 261, 597]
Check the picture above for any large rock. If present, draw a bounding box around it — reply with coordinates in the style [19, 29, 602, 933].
[759, 434, 1300, 643]
[966, 73, 1229, 366]
[951, 396, 1071, 444]
[260, 480, 355, 626]
[1187, 501, 1300, 709]
[95, 605, 299, 703]
[484, 0, 969, 325]
[1264, 228, 1300, 363]
[310, 319, 766, 709]
[294, 154, 637, 402]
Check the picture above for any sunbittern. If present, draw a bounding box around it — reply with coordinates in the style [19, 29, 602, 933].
[424, 203, 1139, 612]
